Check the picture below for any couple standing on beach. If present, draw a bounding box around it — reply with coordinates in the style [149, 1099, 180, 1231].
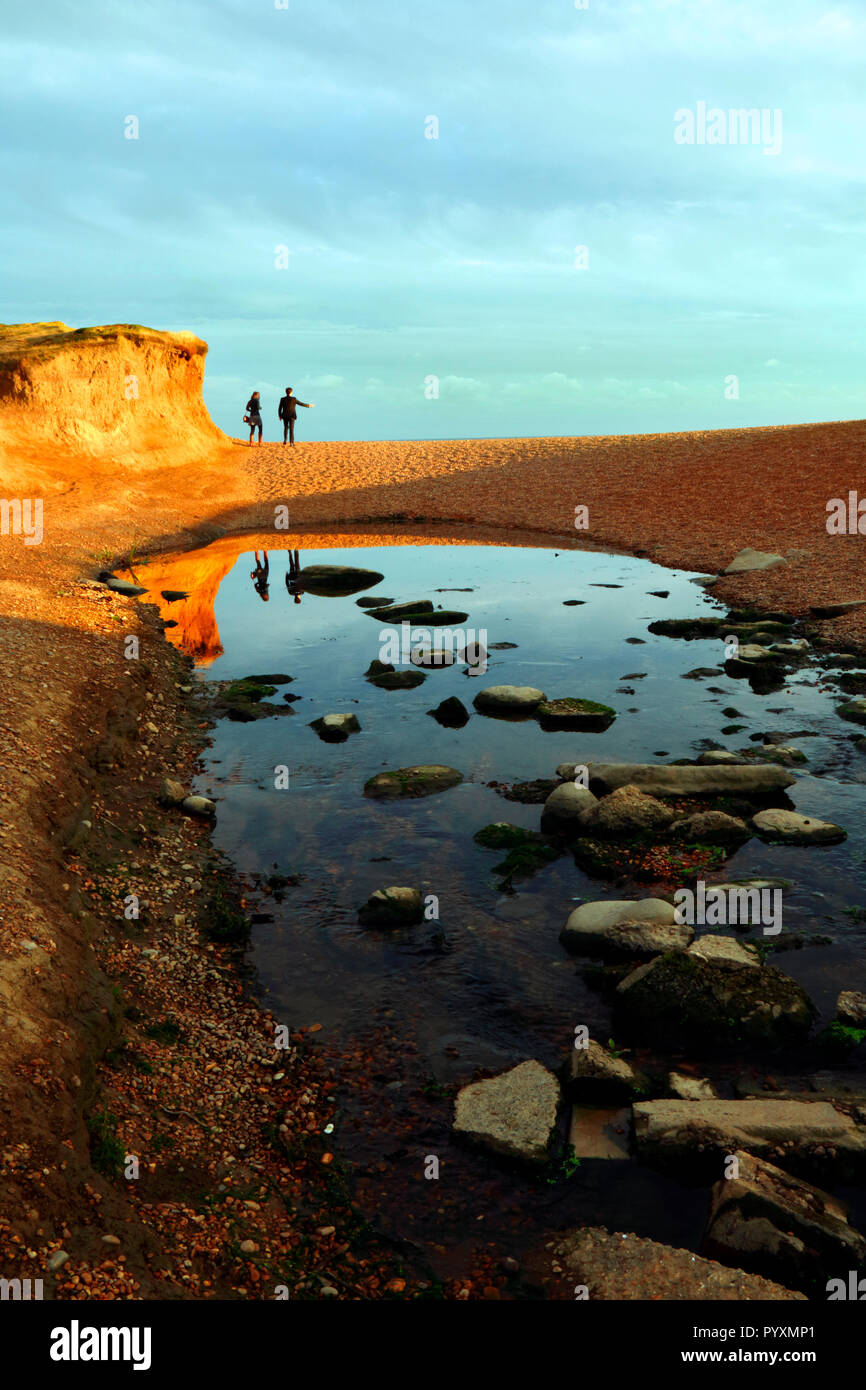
[244, 387, 315, 446]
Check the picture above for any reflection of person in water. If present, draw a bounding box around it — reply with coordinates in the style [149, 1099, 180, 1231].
[251, 550, 269, 601]
[285, 550, 303, 604]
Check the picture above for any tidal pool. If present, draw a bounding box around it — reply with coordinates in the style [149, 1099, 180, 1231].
[136, 537, 866, 1265]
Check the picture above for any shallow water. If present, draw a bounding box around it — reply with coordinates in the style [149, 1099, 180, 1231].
[147, 539, 866, 1260]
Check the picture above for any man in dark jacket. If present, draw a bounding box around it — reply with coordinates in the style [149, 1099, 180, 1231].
[278, 387, 314, 445]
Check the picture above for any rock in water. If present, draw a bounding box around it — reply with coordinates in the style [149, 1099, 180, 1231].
[837, 991, 866, 1026]
[569, 1040, 650, 1102]
[452, 1060, 560, 1165]
[577, 784, 676, 837]
[358, 887, 423, 926]
[181, 795, 216, 818]
[473, 685, 546, 716]
[615, 951, 814, 1048]
[752, 809, 847, 845]
[535, 697, 616, 731]
[542, 783, 597, 822]
[366, 664, 426, 689]
[838, 698, 866, 726]
[427, 696, 470, 727]
[633, 1099, 866, 1180]
[555, 761, 795, 797]
[363, 765, 463, 799]
[670, 810, 750, 847]
[561, 898, 691, 958]
[309, 713, 361, 742]
[703, 1149, 866, 1291]
[363, 599, 434, 619]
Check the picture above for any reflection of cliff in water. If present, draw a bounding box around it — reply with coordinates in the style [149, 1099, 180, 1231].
[118, 526, 545, 666]
[120, 545, 239, 665]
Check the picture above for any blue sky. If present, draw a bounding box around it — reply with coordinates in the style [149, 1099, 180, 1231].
[2, 0, 864, 441]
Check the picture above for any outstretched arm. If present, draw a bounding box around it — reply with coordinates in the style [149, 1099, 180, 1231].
[297, 400, 314, 408]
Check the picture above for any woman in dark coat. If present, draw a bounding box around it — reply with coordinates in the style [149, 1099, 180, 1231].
[245, 391, 263, 445]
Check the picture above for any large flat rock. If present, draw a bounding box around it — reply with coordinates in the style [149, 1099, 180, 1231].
[634, 1099, 866, 1179]
[524, 1227, 805, 1300]
[556, 761, 795, 797]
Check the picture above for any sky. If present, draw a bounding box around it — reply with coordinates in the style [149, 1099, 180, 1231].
[2, 0, 865, 442]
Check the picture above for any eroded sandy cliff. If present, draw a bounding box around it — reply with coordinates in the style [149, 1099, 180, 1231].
[0, 321, 232, 495]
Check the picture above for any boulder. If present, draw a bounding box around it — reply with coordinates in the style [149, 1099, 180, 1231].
[555, 761, 795, 798]
[524, 1227, 804, 1300]
[356, 595, 393, 608]
[363, 765, 463, 799]
[358, 887, 423, 926]
[615, 951, 814, 1048]
[569, 1040, 649, 1102]
[752, 808, 847, 845]
[309, 713, 361, 742]
[838, 698, 866, 726]
[473, 685, 546, 716]
[535, 697, 616, 731]
[543, 782, 597, 822]
[181, 795, 215, 818]
[725, 548, 787, 574]
[633, 1099, 866, 1179]
[670, 810, 750, 846]
[452, 1060, 560, 1165]
[427, 696, 470, 727]
[837, 991, 866, 1027]
[561, 898, 691, 959]
[703, 1150, 866, 1291]
[577, 784, 676, 837]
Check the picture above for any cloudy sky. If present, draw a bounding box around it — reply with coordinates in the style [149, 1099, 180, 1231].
[2, 0, 864, 441]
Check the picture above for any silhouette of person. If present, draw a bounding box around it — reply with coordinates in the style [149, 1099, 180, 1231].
[246, 391, 263, 445]
[278, 387, 314, 446]
[251, 549, 269, 601]
[285, 550, 304, 604]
